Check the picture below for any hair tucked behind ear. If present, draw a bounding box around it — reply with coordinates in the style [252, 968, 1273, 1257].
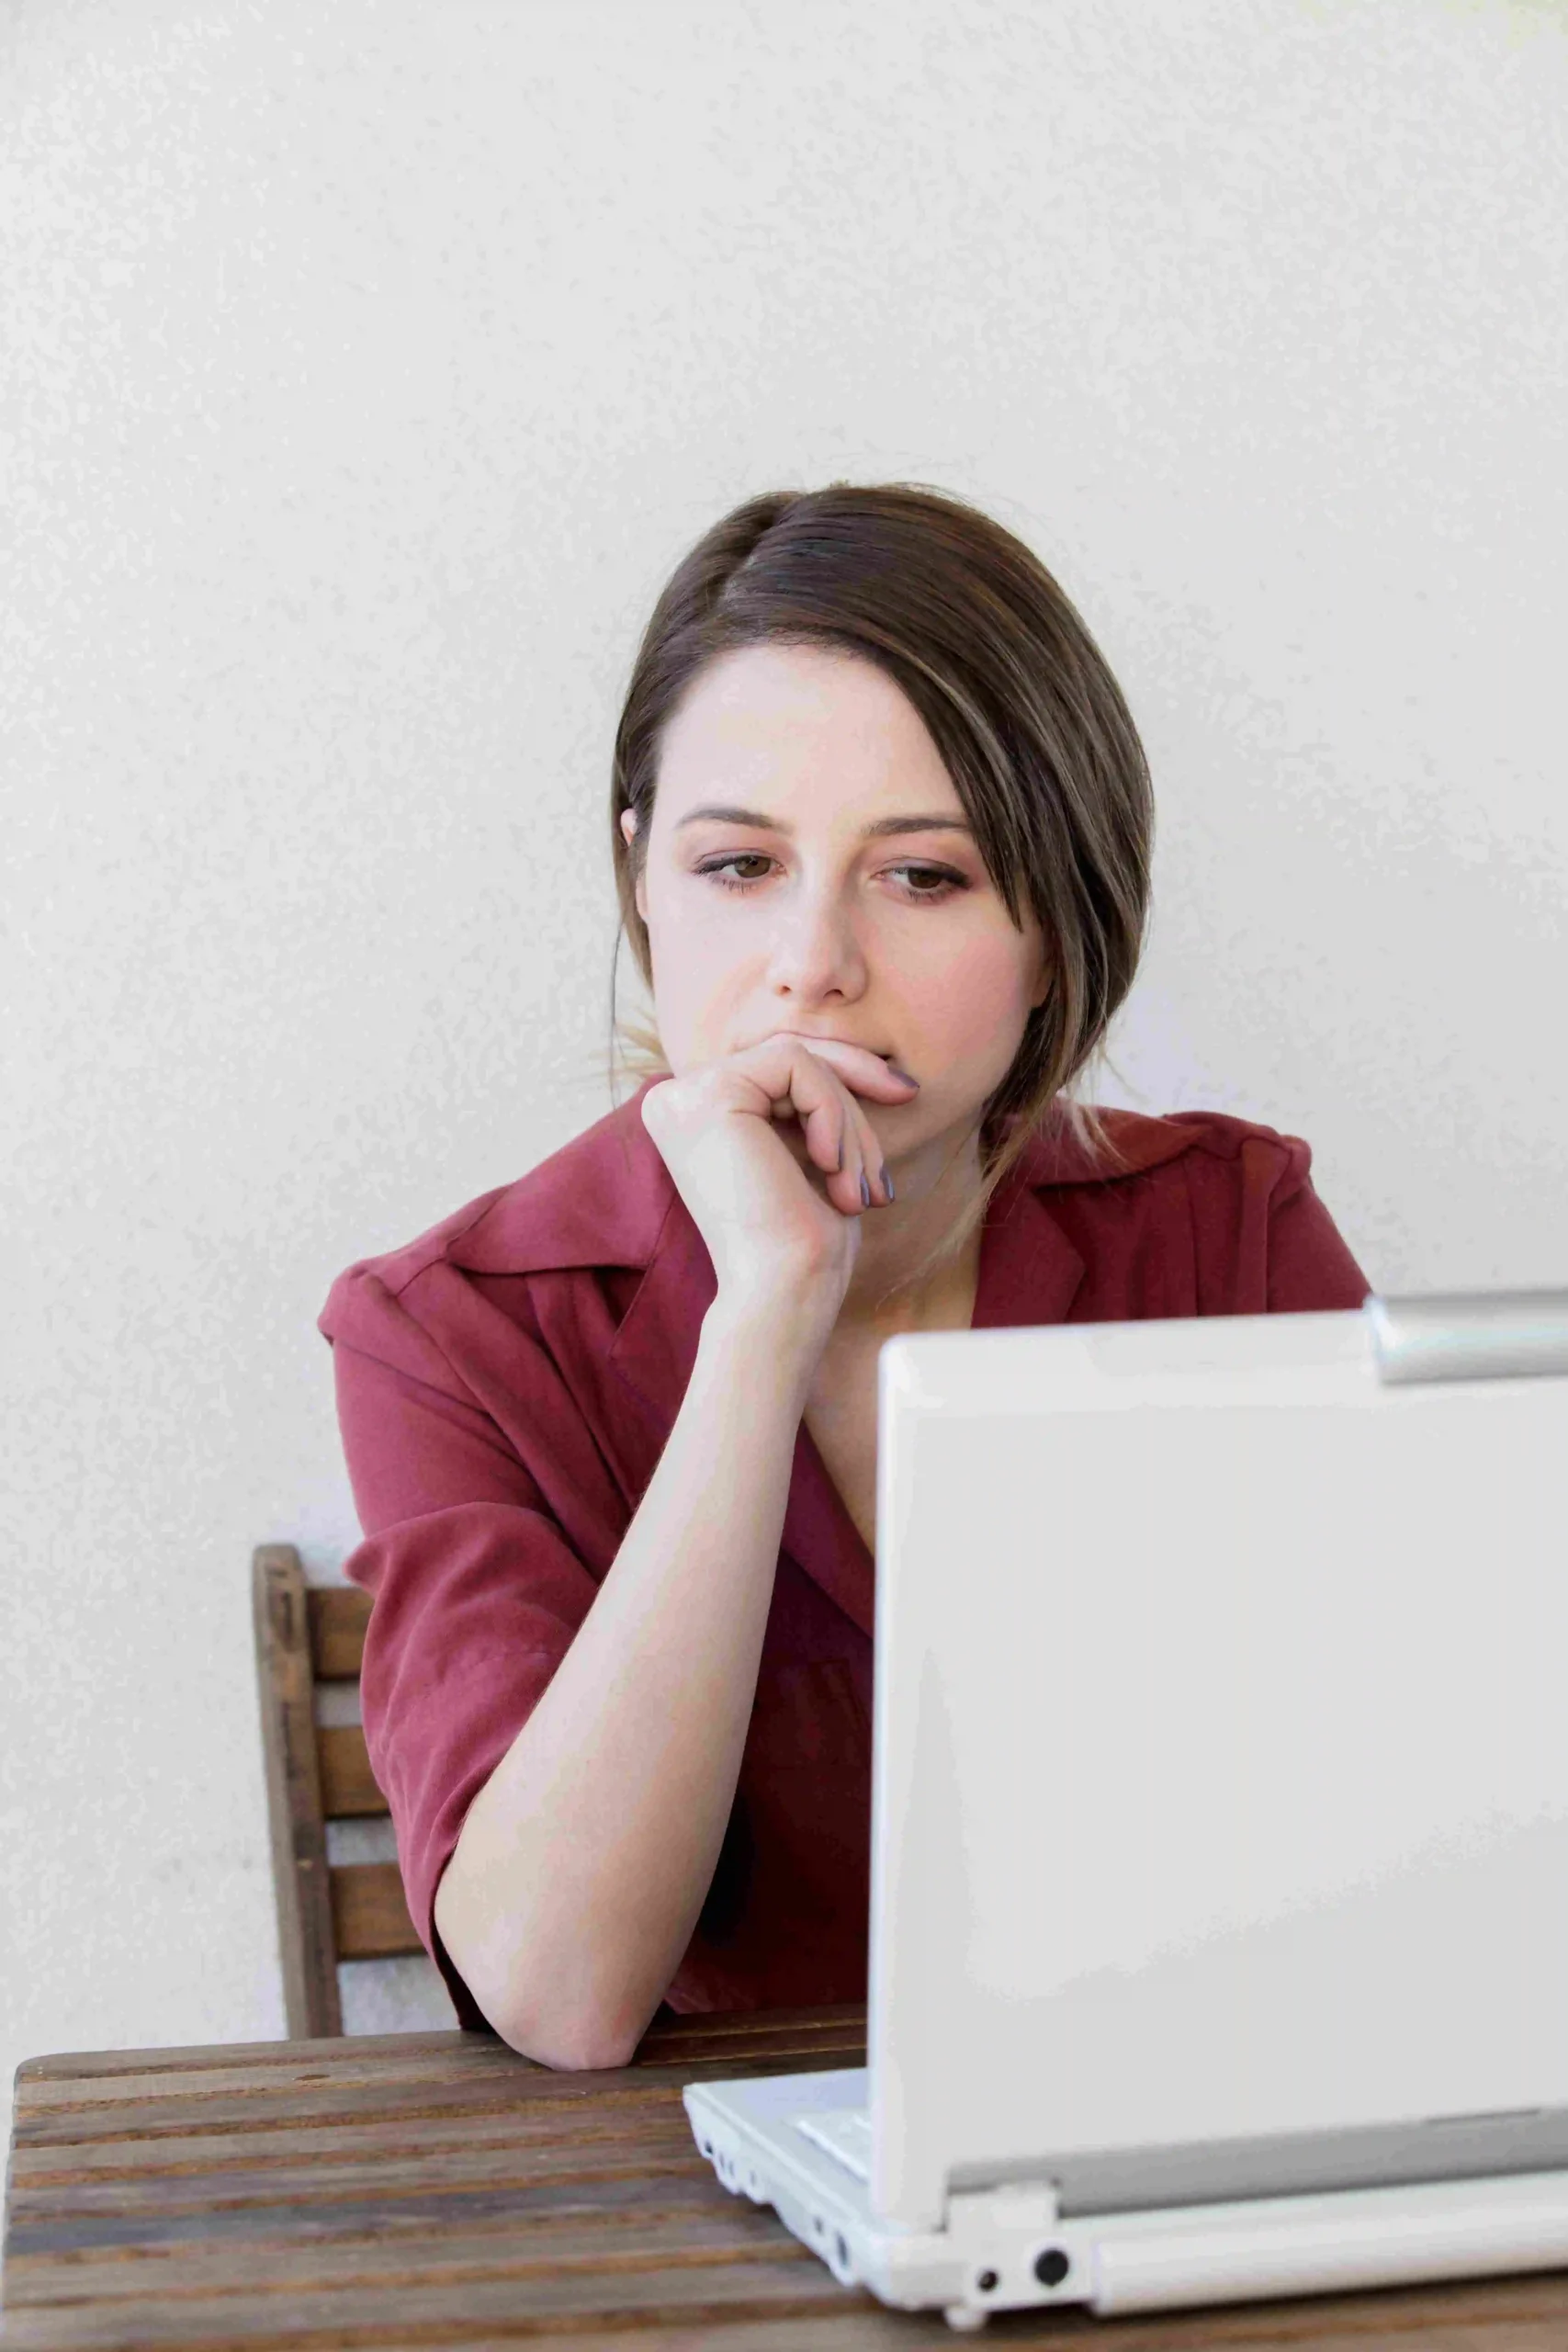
[607, 481, 1153, 1281]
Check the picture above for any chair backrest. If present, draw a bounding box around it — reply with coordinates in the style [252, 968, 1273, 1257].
[252, 1543, 423, 2036]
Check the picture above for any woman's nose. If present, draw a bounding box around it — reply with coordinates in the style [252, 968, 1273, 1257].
[765, 883, 868, 1003]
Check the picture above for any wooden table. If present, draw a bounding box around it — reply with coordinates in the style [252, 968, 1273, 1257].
[8, 2005, 1568, 2349]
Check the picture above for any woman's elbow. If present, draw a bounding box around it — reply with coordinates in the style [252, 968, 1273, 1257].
[434, 1859, 654, 2070]
[488, 1991, 645, 2073]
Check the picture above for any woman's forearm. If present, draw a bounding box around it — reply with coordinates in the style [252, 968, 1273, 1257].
[433, 1294, 821, 2069]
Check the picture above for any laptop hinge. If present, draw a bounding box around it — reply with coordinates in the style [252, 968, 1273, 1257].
[945, 2178, 1064, 2244]
[1365, 1290, 1568, 1386]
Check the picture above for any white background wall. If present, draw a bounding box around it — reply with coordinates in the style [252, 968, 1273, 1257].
[4, 0, 1564, 2156]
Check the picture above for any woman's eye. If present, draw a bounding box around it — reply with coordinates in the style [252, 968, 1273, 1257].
[696, 854, 774, 890]
[888, 864, 964, 902]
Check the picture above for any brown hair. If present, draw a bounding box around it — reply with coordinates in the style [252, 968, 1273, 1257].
[610, 481, 1154, 1271]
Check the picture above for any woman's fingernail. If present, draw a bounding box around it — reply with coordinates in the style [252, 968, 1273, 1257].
[886, 1064, 919, 1087]
[882, 1163, 895, 1202]
[860, 1171, 872, 1208]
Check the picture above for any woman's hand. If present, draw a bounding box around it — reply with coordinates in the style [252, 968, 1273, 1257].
[639, 1034, 919, 1331]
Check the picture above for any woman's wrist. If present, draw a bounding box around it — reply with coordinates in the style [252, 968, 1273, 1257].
[698, 1283, 837, 1402]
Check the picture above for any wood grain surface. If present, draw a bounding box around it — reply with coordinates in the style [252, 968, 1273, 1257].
[8, 2006, 1568, 2349]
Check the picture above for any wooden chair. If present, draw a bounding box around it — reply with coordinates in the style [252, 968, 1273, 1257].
[253, 1542, 424, 2036]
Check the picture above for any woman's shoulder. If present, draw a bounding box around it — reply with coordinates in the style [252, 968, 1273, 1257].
[1010, 1101, 1368, 1314]
[1017, 1100, 1321, 1192]
[319, 1089, 671, 1345]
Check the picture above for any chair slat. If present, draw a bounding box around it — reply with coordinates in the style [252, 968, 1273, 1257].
[330, 1862, 423, 1959]
[307, 1585, 372, 1680]
[317, 1724, 387, 1818]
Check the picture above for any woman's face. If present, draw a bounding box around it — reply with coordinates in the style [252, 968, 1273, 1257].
[622, 641, 1050, 1170]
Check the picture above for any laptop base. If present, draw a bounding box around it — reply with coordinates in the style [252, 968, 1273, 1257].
[684, 2070, 1568, 2329]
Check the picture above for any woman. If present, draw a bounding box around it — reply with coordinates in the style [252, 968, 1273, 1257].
[320, 482, 1371, 2070]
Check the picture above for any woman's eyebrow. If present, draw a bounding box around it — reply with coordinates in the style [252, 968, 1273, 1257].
[673, 803, 973, 839]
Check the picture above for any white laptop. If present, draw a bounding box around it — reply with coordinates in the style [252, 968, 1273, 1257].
[684, 1290, 1568, 2329]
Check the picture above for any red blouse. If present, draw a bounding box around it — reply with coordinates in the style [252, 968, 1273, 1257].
[319, 1087, 1371, 2032]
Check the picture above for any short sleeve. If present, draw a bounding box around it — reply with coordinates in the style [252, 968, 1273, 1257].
[1181, 1123, 1372, 1315]
[321, 1269, 604, 2030]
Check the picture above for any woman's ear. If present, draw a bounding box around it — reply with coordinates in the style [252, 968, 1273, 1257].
[1030, 947, 1055, 1012]
[620, 807, 649, 926]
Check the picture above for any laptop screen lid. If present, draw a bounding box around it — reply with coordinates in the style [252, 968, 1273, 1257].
[867, 1301, 1568, 2235]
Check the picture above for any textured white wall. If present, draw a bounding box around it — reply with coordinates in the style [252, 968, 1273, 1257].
[4, 0, 1565, 2152]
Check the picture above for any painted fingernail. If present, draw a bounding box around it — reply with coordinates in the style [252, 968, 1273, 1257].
[881, 1163, 894, 1201]
[860, 1171, 872, 1208]
[886, 1064, 919, 1087]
